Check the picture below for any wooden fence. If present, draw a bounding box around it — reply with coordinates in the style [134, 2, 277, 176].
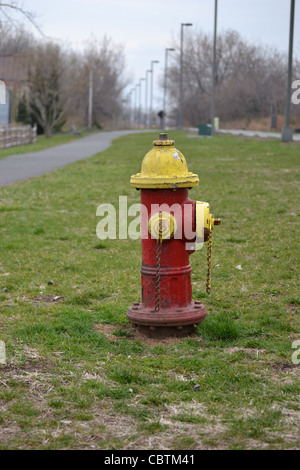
[0, 124, 37, 149]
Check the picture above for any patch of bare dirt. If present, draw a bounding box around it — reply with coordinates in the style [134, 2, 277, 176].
[2, 358, 53, 374]
[269, 362, 300, 378]
[1, 347, 54, 373]
[94, 323, 200, 347]
[250, 293, 261, 299]
[33, 294, 64, 304]
[268, 362, 299, 385]
[125, 401, 227, 450]
[288, 302, 299, 313]
[0, 421, 22, 444]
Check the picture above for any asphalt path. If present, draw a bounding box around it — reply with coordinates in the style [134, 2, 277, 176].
[1, 128, 298, 187]
[0, 130, 153, 187]
[219, 129, 300, 140]
[188, 127, 300, 141]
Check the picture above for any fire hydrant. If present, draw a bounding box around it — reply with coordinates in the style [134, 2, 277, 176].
[127, 134, 220, 336]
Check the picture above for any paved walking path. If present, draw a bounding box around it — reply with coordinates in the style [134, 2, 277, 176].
[2, 128, 298, 188]
[219, 128, 300, 140]
[0, 130, 153, 187]
[189, 127, 300, 141]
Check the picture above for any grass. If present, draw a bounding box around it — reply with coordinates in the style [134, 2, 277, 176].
[0, 131, 299, 450]
[0, 130, 95, 160]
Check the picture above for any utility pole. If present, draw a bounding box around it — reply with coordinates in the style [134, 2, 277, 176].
[281, 0, 295, 142]
[128, 91, 133, 128]
[179, 23, 192, 130]
[130, 88, 135, 128]
[136, 83, 141, 128]
[211, 0, 218, 135]
[163, 48, 175, 130]
[150, 60, 159, 128]
[145, 70, 151, 127]
[88, 70, 93, 129]
[139, 78, 145, 128]
[133, 87, 137, 128]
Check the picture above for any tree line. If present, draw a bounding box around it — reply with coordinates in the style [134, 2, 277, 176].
[0, 26, 128, 137]
[1, 23, 299, 135]
[165, 29, 300, 127]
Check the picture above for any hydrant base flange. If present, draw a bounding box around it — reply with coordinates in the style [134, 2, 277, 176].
[134, 324, 196, 339]
[126, 301, 207, 328]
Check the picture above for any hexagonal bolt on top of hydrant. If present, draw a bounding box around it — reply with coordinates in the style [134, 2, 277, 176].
[159, 133, 168, 140]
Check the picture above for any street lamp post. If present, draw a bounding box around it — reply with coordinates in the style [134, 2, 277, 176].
[130, 88, 135, 128]
[179, 23, 192, 130]
[139, 78, 145, 128]
[121, 98, 128, 128]
[150, 60, 159, 128]
[281, 0, 296, 142]
[163, 48, 175, 130]
[211, 0, 218, 135]
[136, 83, 141, 128]
[145, 70, 151, 127]
[129, 89, 133, 128]
[88, 70, 93, 129]
[124, 92, 131, 129]
[133, 87, 137, 128]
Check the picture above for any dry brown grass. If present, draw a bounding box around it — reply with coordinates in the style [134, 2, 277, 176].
[221, 115, 300, 132]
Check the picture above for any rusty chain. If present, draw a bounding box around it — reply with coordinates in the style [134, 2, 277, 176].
[154, 214, 214, 306]
[206, 229, 213, 295]
[155, 237, 162, 312]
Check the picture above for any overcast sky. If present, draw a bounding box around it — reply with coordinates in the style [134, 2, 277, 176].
[11, 0, 300, 107]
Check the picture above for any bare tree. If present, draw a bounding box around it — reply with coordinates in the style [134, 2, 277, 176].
[0, 1, 43, 35]
[1, 24, 130, 133]
[81, 36, 129, 127]
[165, 29, 292, 127]
[28, 42, 66, 138]
[0, 24, 35, 54]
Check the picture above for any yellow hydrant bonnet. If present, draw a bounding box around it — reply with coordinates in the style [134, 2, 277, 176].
[130, 134, 199, 189]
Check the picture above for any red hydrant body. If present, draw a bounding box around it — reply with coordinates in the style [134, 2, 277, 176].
[127, 134, 219, 334]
